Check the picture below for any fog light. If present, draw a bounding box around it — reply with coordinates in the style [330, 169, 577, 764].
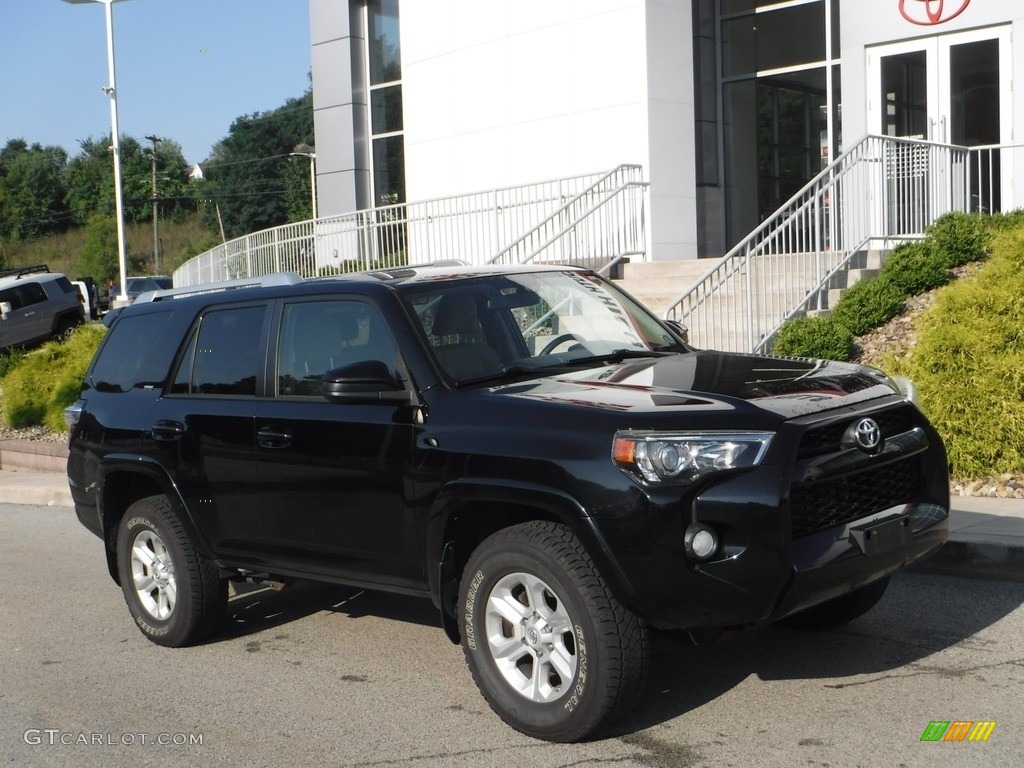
[684, 523, 719, 561]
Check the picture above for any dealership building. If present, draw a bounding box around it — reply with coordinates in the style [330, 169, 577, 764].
[308, 0, 1014, 263]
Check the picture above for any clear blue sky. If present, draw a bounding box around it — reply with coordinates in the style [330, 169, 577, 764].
[1, 0, 311, 165]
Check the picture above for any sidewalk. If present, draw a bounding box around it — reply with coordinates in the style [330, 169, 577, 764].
[1, 468, 1021, 582]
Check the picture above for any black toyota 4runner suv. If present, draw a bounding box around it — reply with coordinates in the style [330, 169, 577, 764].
[66, 265, 949, 742]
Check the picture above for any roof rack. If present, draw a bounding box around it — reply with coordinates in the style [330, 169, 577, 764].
[132, 272, 304, 305]
[0, 264, 50, 280]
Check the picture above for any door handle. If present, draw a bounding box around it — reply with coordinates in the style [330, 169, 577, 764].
[151, 420, 185, 441]
[257, 426, 293, 449]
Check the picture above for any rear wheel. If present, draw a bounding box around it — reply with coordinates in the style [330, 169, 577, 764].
[116, 495, 226, 647]
[459, 521, 648, 742]
[55, 315, 79, 341]
[780, 576, 890, 630]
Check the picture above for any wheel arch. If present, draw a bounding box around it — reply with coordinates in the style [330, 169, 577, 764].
[428, 478, 641, 644]
[97, 457, 210, 585]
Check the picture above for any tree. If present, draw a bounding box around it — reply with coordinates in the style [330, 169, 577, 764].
[73, 213, 143, 284]
[201, 90, 314, 239]
[0, 139, 70, 240]
[65, 135, 197, 229]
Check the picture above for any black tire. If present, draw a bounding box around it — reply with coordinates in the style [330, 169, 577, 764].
[780, 576, 890, 631]
[458, 521, 648, 742]
[55, 316, 79, 341]
[116, 495, 226, 647]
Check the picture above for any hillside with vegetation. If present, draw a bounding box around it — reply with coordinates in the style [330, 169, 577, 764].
[0, 89, 313, 283]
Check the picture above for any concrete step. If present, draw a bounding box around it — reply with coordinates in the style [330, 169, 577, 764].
[0, 440, 69, 473]
[614, 259, 715, 316]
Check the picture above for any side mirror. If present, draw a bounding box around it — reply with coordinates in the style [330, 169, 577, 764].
[0, 301, 11, 320]
[322, 360, 410, 404]
[665, 319, 690, 345]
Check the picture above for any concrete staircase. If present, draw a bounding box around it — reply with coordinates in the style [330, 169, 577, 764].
[817, 249, 886, 311]
[614, 249, 889, 350]
[613, 260, 713, 317]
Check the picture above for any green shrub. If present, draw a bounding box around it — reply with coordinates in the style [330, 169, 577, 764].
[888, 232, 1024, 478]
[829, 276, 905, 336]
[0, 323, 106, 431]
[925, 211, 990, 268]
[879, 241, 950, 296]
[0, 346, 26, 379]
[771, 314, 853, 361]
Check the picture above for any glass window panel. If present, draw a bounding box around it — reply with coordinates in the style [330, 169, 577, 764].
[372, 135, 406, 206]
[721, 0, 756, 14]
[756, 4, 825, 72]
[91, 312, 174, 393]
[191, 306, 265, 396]
[368, 0, 401, 85]
[371, 85, 404, 134]
[881, 52, 927, 138]
[278, 301, 396, 396]
[722, 16, 757, 77]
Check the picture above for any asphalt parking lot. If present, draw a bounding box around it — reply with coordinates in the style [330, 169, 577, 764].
[1, 501, 1022, 768]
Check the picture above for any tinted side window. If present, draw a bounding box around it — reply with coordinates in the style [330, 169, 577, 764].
[90, 312, 175, 393]
[189, 306, 265, 396]
[18, 283, 47, 306]
[277, 300, 397, 396]
[55, 276, 78, 295]
[0, 288, 19, 310]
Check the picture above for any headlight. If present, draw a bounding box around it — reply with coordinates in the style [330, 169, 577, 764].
[612, 431, 773, 485]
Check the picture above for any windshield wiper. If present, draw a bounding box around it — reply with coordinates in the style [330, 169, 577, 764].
[452, 364, 545, 388]
[563, 348, 675, 366]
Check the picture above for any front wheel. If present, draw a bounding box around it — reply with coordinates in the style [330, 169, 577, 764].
[459, 521, 648, 742]
[116, 495, 226, 647]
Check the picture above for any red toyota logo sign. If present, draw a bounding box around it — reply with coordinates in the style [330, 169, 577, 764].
[899, 0, 971, 25]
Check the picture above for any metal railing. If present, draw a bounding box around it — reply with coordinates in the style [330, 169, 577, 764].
[663, 135, 1021, 353]
[173, 165, 648, 287]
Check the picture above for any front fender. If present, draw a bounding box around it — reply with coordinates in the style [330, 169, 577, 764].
[425, 477, 645, 640]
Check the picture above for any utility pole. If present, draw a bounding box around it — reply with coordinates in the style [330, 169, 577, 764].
[145, 134, 161, 273]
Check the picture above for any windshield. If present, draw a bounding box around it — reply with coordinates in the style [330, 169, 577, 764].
[400, 270, 686, 384]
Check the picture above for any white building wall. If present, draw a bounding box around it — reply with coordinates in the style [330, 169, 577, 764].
[400, 0, 698, 260]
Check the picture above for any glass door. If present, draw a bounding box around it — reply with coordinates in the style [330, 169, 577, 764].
[868, 27, 1011, 213]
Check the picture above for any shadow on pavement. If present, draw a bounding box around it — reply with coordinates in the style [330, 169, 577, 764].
[615, 570, 1024, 736]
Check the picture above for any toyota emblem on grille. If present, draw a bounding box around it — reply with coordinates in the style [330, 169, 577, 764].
[853, 418, 883, 454]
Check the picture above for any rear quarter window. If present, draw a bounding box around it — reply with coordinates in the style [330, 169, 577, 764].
[88, 311, 177, 393]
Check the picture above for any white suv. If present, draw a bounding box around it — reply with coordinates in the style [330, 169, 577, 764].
[0, 265, 86, 351]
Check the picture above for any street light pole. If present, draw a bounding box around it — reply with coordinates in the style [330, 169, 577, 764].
[145, 135, 161, 273]
[63, 0, 131, 304]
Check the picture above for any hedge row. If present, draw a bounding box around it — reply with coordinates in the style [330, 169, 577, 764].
[771, 211, 992, 360]
[0, 323, 106, 431]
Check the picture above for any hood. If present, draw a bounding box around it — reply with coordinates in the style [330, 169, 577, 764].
[491, 351, 900, 421]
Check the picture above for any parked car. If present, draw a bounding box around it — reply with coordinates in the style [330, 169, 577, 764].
[110, 275, 173, 304]
[65, 265, 949, 742]
[0, 265, 86, 351]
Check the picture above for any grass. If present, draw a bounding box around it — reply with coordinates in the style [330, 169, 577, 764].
[3, 213, 219, 278]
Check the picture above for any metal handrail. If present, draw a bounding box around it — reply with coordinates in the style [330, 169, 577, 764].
[663, 135, 983, 352]
[173, 165, 650, 288]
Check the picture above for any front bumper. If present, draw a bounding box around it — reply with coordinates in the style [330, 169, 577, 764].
[598, 400, 950, 633]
